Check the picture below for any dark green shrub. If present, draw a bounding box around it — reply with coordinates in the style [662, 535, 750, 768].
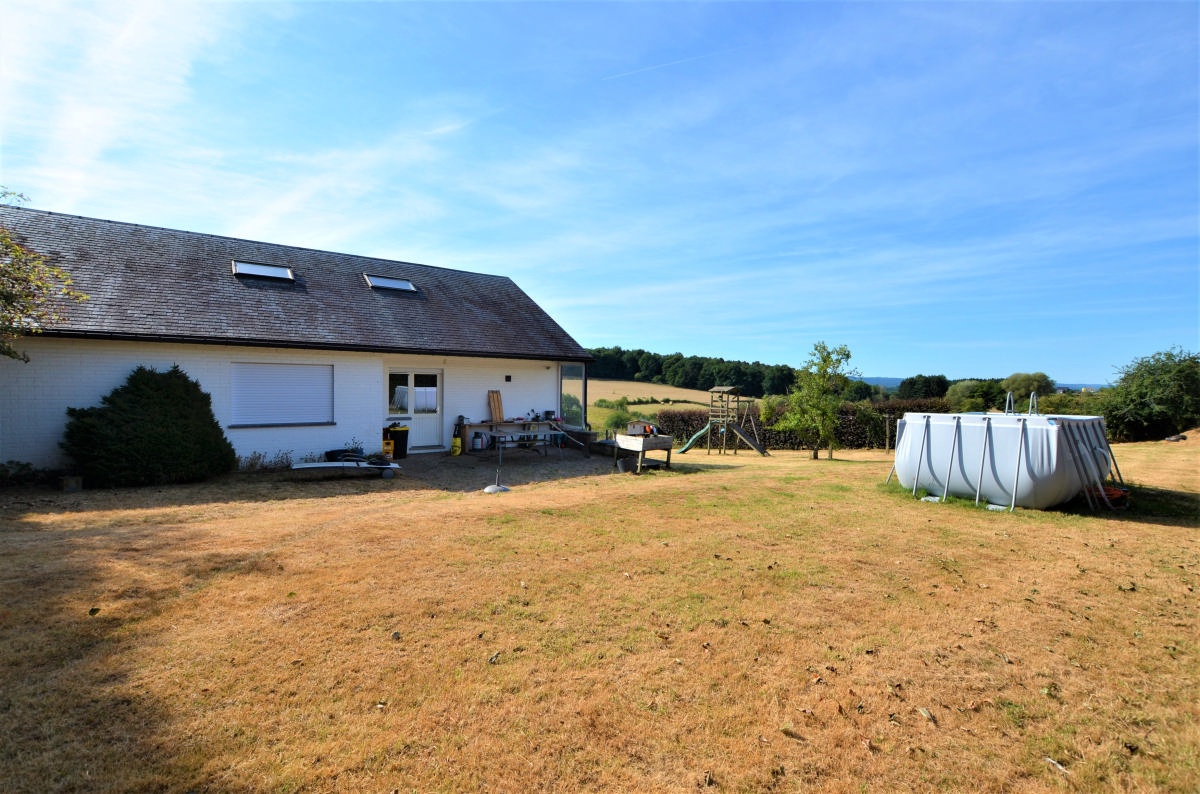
[1102, 348, 1199, 442]
[0, 460, 38, 486]
[61, 365, 236, 487]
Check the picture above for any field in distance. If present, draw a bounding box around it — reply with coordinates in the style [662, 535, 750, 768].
[587, 379, 713, 428]
[588, 379, 712, 405]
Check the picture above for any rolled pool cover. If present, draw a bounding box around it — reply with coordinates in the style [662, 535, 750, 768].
[893, 413, 1113, 510]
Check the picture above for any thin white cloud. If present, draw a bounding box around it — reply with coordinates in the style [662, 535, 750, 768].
[1, 0, 240, 209]
[0, 1, 1191, 383]
[600, 44, 750, 81]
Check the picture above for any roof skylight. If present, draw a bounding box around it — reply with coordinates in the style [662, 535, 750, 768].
[364, 273, 417, 292]
[232, 260, 294, 281]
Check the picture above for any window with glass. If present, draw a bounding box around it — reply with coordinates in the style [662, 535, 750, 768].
[389, 372, 440, 416]
[364, 273, 416, 291]
[412, 373, 438, 413]
[388, 372, 411, 415]
[560, 363, 586, 429]
[232, 260, 294, 281]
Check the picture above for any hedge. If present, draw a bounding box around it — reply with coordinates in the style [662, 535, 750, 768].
[657, 397, 952, 452]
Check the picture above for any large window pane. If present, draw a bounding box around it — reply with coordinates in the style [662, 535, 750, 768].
[388, 372, 410, 414]
[560, 363, 585, 429]
[413, 373, 438, 414]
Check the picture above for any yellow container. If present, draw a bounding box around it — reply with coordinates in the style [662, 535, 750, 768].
[382, 439, 395, 459]
[451, 437, 462, 456]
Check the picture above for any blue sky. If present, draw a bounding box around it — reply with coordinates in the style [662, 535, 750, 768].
[2, 1, 1196, 385]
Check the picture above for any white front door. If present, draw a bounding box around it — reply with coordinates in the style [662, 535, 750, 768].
[387, 370, 443, 450]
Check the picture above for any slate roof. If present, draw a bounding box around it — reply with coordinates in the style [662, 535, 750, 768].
[1, 207, 590, 362]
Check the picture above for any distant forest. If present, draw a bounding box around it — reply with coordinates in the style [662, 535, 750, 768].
[585, 346, 1067, 408]
[589, 346, 1198, 442]
[587, 347, 796, 398]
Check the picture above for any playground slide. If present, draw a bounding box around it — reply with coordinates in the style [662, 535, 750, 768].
[676, 422, 713, 454]
[728, 424, 769, 456]
[677, 422, 769, 455]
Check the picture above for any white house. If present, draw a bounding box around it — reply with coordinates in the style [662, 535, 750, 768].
[0, 207, 592, 470]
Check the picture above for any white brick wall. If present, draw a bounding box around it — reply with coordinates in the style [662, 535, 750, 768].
[1, 337, 569, 471]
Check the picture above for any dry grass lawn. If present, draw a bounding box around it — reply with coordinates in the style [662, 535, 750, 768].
[0, 435, 1196, 792]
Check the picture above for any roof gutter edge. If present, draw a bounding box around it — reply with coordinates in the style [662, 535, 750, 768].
[36, 330, 595, 363]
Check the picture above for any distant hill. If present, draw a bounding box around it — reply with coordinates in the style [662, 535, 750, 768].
[861, 376, 904, 390]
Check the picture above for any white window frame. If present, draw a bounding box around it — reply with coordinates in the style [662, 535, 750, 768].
[232, 260, 295, 281]
[364, 273, 416, 292]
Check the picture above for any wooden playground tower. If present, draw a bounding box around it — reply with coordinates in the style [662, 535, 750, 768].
[678, 386, 769, 456]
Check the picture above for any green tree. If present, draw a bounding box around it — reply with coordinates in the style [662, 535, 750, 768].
[897, 374, 949, 399]
[1001, 372, 1055, 401]
[636, 351, 662, 382]
[1, 189, 88, 361]
[977, 379, 1007, 411]
[761, 364, 794, 396]
[841, 379, 874, 402]
[774, 341, 858, 459]
[587, 347, 626, 379]
[1101, 348, 1200, 441]
[945, 379, 985, 412]
[663, 356, 702, 389]
[620, 348, 643, 379]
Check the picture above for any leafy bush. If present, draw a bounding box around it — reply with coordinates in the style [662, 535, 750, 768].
[1101, 348, 1199, 441]
[0, 460, 38, 486]
[603, 409, 637, 432]
[62, 365, 236, 487]
[1036, 391, 1102, 416]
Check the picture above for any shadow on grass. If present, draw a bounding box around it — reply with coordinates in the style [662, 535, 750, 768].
[878, 479, 1199, 530]
[0, 448, 747, 521]
[0, 524, 254, 792]
[1060, 484, 1200, 529]
[0, 451, 616, 511]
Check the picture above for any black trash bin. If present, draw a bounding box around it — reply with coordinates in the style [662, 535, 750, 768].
[387, 424, 410, 459]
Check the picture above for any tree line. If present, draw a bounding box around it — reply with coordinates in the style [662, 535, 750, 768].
[590, 345, 1199, 446]
[587, 346, 794, 398]
[588, 346, 1059, 407]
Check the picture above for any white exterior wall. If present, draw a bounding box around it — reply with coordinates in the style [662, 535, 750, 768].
[438, 357, 565, 426]
[1, 337, 569, 470]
